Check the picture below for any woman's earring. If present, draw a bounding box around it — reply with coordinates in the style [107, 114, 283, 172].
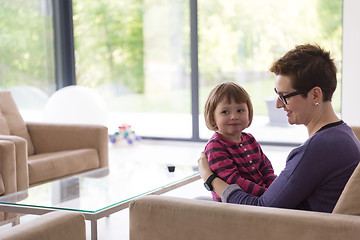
[314, 102, 320, 106]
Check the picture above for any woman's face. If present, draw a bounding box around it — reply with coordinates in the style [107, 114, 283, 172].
[275, 75, 313, 126]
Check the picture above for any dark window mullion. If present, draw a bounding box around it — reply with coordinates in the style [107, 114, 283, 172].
[52, 0, 76, 89]
[190, 0, 200, 141]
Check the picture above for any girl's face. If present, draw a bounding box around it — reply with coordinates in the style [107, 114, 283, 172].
[213, 97, 249, 142]
[275, 75, 313, 126]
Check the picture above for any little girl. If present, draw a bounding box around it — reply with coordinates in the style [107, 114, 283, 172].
[204, 82, 276, 201]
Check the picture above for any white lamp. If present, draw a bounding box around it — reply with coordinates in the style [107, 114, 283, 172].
[44, 85, 108, 126]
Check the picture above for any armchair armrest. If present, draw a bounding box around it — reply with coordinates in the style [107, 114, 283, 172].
[26, 122, 108, 168]
[0, 211, 86, 240]
[130, 195, 360, 240]
[0, 140, 19, 222]
[0, 140, 17, 195]
[0, 136, 29, 191]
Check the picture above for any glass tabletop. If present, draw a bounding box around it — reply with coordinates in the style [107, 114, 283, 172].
[0, 140, 202, 213]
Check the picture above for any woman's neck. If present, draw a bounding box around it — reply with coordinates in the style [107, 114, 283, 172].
[307, 102, 340, 137]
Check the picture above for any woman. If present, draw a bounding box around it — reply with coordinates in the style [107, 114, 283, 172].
[198, 44, 360, 213]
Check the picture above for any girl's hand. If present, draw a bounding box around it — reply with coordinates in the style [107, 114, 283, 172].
[197, 152, 214, 181]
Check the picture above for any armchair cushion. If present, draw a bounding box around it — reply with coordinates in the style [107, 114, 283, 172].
[26, 122, 108, 168]
[28, 149, 99, 185]
[0, 92, 34, 156]
[26, 122, 108, 185]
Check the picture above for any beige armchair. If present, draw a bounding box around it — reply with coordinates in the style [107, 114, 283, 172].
[130, 194, 360, 240]
[0, 91, 108, 223]
[130, 160, 360, 240]
[0, 211, 86, 240]
[129, 128, 360, 240]
[352, 126, 360, 141]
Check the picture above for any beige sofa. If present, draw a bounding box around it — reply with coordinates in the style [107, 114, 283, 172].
[0, 211, 86, 240]
[0, 91, 108, 223]
[130, 139, 360, 240]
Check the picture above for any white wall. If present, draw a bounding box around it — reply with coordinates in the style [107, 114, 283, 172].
[342, 0, 360, 125]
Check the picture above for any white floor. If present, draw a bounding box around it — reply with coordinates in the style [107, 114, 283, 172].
[0, 140, 293, 240]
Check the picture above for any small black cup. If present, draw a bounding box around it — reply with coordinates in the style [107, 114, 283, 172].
[167, 165, 175, 172]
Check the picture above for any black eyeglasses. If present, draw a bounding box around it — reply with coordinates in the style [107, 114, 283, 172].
[274, 88, 304, 105]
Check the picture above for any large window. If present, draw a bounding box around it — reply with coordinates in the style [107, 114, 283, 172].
[0, 0, 56, 120]
[0, 0, 343, 144]
[198, 0, 342, 143]
[73, 0, 192, 137]
[73, 0, 342, 143]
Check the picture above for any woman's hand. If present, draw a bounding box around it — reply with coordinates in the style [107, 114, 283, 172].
[198, 152, 229, 197]
[197, 152, 214, 181]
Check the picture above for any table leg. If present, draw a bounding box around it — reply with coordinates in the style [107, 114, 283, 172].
[91, 219, 98, 240]
[11, 215, 20, 226]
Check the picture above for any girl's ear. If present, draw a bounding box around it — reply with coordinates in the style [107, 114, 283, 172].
[210, 120, 217, 130]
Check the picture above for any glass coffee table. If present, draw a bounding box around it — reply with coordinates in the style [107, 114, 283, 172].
[0, 141, 202, 240]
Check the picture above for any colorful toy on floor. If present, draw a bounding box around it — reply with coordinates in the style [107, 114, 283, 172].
[109, 123, 141, 145]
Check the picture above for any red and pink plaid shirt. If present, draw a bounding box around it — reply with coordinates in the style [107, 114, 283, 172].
[205, 132, 276, 201]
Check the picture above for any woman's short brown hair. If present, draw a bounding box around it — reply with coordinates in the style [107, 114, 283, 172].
[204, 82, 253, 131]
[269, 43, 337, 102]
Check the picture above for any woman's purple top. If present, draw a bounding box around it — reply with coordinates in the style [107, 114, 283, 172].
[222, 122, 360, 213]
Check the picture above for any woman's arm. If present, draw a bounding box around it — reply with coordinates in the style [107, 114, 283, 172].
[208, 141, 327, 209]
[206, 140, 269, 196]
[198, 152, 229, 198]
[199, 145, 311, 208]
[257, 145, 277, 187]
